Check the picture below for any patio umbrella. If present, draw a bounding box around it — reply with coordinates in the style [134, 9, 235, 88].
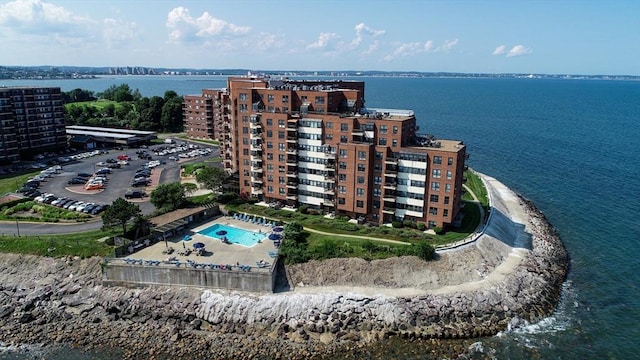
[215, 230, 227, 236]
[193, 242, 205, 249]
[268, 233, 282, 241]
[272, 226, 284, 233]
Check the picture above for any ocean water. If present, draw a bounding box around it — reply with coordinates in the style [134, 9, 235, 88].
[1, 75, 639, 359]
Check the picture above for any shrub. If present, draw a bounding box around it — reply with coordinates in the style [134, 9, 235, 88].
[392, 221, 403, 228]
[433, 226, 444, 234]
[417, 222, 426, 231]
[298, 204, 308, 214]
[402, 219, 417, 229]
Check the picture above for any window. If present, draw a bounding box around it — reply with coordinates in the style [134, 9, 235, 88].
[278, 119, 285, 127]
[444, 196, 450, 204]
[278, 154, 285, 161]
[429, 207, 438, 216]
[338, 197, 346, 205]
[243, 149, 249, 155]
[282, 95, 289, 103]
[267, 175, 274, 182]
[326, 122, 333, 129]
[239, 104, 248, 112]
[446, 170, 452, 180]
[448, 157, 454, 166]
[375, 152, 383, 159]
[339, 186, 346, 194]
[242, 138, 249, 145]
[267, 186, 274, 193]
[266, 118, 273, 126]
[433, 156, 442, 165]
[301, 95, 308, 103]
[242, 116, 249, 123]
[326, 134, 333, 140]
[357, 176, 365, 184]
[432, 169, 441, 178]
[267, 141, 273, 149]
[380, 125, 388, 134]
[267, 94, 274, 102]
[358, 163, 366, 172]
[239, 93, 248, 101]
[279, 188, 286, 195]
[379, 138, 387, 146]
[356, 200, 364, 208]
[393, 126, 398, 134]
[358, 151, 366, 160]
[278, 166, 285, 173]
[278, 131, 285, 139]
[373, 188, 381, 197]
[340, 135, 348, 143]
[357, 188, 365, 197]
[443, 209, 449, 217]
[445, 184, 451, 192]
[392, 139, 397, 147]
[339, 149, 347, 158]
[374, 176, 382, 185]
[315, 96, 325, 104]
[242, 127, 249, 134]
[278, 143, 286, 151]
[430, 194, 439, 203]
[431, 182, 440, 191]
[278, 176, 286, 184]
[341, 123, 349, 132]
[339, 174, 346, 182]
[267, 164, 274, 172]
[339, 162, 347, 170]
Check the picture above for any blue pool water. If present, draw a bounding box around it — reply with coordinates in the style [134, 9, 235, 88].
[198, 224, 263, 247]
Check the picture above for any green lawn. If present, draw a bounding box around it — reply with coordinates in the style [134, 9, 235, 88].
[0, 228, 117, 258]
[64, 99, 121, 111]
[463, 169, 489, 206]
[0, 171, 40, 193]
[178, 134, 220, 146]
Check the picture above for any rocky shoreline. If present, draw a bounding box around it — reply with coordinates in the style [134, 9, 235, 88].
[0, 178, 568, 359]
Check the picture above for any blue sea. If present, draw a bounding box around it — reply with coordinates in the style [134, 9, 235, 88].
[1, 75, 639, 359]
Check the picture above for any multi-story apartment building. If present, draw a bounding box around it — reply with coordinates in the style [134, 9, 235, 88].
[0, 86, 67, 163]
[187, 76, 467, 228]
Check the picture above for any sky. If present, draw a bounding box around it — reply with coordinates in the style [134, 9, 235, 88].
[0, 0, 638, 75]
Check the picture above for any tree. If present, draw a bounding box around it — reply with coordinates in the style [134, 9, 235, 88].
[102, 198, 142, 236]
[150, 182, 186, 212]
[182, 182, 198, 196]
[195, 166, 226, 193]
[161, 97, 184, 132]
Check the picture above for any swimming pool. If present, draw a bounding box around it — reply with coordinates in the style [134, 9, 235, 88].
[198, 223, 264, 247]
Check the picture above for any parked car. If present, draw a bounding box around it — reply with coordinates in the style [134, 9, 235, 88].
[107, 163, 121, 169]
[85, 183, 104, 191]
[68, 178, 86, 185]
[82, 204, 98, 213]
[106, 159, 117, 163]
[42, 195, 58, 204]
[117, 154, 131, 161]
[96, 161, 108, 167]
[56, 198, 74, 208]
[77, 173, 92, 178]
[96, 168, 111, 175]
[91, 204, 107, 214]
[125, 190, 146, 199]
[131, 179, 149, 187]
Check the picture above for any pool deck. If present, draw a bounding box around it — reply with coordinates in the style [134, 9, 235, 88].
[127, 216, 279, 270]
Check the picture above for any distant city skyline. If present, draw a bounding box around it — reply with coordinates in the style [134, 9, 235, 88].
[0, 0, 638, 76]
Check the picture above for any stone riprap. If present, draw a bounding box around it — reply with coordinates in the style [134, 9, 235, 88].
[0, 175, 568, 358]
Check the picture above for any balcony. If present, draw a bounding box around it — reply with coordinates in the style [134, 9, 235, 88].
[287, 124, 297, 131]
[286, 148, 297, 154]
[250, 132, 262, 140]
[385, 157, 398, 165]
[286, 136, 298, 143]
[251, 178, 263, 184]
[351, 127, 364, 136]
[250, 143, 262, 151]
[383, 182, 397, 190]
[382, 207, 395, 214]
[250, 116, 261, 124]
[324, 187, 334, 194]
[286, 158, 297, 166]
[325, 163, 335, 169]
[286, 171, 297, 178]
[251, 166, 263, 173]
[286, 194, 298, 200]
[286, 181, 297, 188]
[323, 201, 335, 207]
[383, 196, 396, 202]
[252, 188, 263, 195]
[250, 122, 261, 129]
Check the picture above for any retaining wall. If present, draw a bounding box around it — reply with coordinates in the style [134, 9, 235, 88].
[103, 262, 275, 292]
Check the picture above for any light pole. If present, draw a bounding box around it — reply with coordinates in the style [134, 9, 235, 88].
[15, 219, 20, 237]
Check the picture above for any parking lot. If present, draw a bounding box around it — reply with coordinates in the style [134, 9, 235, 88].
[19, 141, 220, 216]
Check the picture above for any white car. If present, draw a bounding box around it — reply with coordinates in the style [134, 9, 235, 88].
[118, 160, 129, 165]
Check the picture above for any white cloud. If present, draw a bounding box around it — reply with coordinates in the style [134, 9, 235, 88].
[351, 22, 385, 47]
[255, 32, 286, 51]
[103, 18, 138, 48]
[306, 32, 339, 50]
[442, 38, 459, 52]
[492, 45, 507, 55]
[0, 0, 94, 35]
[493, 44, 532, 57]
[507, 44, 532, 57]
[384, 38, 458, 61]
[166, 7, 251, 43]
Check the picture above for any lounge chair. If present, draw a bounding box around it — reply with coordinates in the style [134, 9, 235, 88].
[268, 251, 278, 258]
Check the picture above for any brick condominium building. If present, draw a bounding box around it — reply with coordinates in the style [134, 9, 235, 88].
[184, 76, 467, 228]
[0, 86, 67, 163]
